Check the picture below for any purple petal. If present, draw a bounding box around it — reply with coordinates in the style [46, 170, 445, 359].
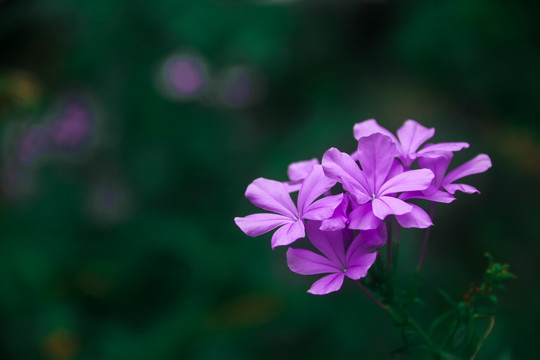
[234, 213, 293, 237]
[395, 204, 433, 228]
[246, 178, 298, 218]
[372, 196, 412, 219]
[348, 203, 382, 230]
[305, 220, 346, 266]
[283, 181, 302, 193]
[320, 193, 350, 231]
[298, 165, 337, 216]
[350, 149, 360, 162]
[386, 159, 405, 181]
[355, 133, 399, 193]
[322, 148, 371, 203]
[444, 154, 492, 185]
[353, 223, 388, 253]
[286, 248, 340, 275]
[271, 220, 305, 248]
[353, 119, 398, 145]
[400, 189, 456, 203]
[379, 169, 434, 196]
[418, 142, 469, 157]
[307, 273, 345, 295]
[303, 193, 343, 220]
[397, 120, 435, 159]
[288, 158, 319, 181]
[346, 227, 385, 264]
[417, 153, 453, 187]
[443, 183, 480, 194]
[345, 252, 378, 280]
[320, 217, 347, 231]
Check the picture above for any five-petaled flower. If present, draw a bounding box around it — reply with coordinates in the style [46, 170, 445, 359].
[234, 119, 492, 295]
[234, 165, 343, 248]
[287, 221, 381, 295]
[322, 133, 434, 230]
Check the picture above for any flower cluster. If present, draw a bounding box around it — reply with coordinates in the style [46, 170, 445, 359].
[235, 119, 491, 295]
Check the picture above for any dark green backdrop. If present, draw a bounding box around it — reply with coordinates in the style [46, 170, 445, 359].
[0, 0, 538, 359]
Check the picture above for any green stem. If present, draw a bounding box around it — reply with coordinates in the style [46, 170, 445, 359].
[353, 281, 441, 356]
[443, 319, 460, 350]
[471, 315, 495, 360]
[407, 316, 441, 355]
[394, 222, 401, 244]
[392, 222, 401, 283]
[387, 218, 393, 274]
[386, 218, 395, 300]
[405, 268, 422, 309]
[353, 280, 387, 312]
[418, 202, 437, 271]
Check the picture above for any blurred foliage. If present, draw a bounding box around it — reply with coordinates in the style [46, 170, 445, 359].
[0, 0, 539, 359]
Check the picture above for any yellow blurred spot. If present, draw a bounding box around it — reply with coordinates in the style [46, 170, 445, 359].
[204, 292, 284, 330]
[3, 71, 40, 102]
[77, 271, 112, 298]
[10, 73, 40, 104]
[41, 329, 79, 360]
[0, 71, 41, 117]
[482, 122, 540, 177]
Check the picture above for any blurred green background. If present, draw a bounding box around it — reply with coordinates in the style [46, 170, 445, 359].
[0, 0, 539, 359]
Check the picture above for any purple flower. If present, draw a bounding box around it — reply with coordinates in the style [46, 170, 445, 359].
[218, 67, 261, 108]
[16, 126, 50, 165]
[320, 193, 350, 231]
[164, 55, 207, 97]
[353, 119, 469, 168]
[49, 101, 93, 150]
[286, 221, 380, 295]
[417, 152, 492, 195]
[322, 133, 434, 230]
[284, 158, 319, 192]
[396, 153, 491, 227]
[235, 165, 343, 248]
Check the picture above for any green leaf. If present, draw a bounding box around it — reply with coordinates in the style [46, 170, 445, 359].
[465, 314, 478, 344]
[429, 310, 454, 335]
[440, 352, 463, 360]
[412, 297, 427, 307]
[475, 306, 497, 316]
[451, 324, 468, 347]
[488, 294, 498, 305]
[439, 289, 456, 305]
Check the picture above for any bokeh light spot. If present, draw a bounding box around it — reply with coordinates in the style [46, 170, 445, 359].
[158, 53, 208, 99]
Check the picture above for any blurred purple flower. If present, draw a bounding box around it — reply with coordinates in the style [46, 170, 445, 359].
[161, 54, 207, 97]
[49, 101, 93, 151]
[16, 126, 50, 165]
[87, 181, 133, 224]
[14, 98, 94, 166]
[218, 67, 263, 108]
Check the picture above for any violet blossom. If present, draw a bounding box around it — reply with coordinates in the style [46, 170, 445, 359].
[235, 165, 343, 248]
[283, 158, 319, 192]
[322, 133, 434, 230]
[234, 118, 492, 298]
[353, 119, 469, 168]
[417, 152, 492, 195]
[286, 221, 380, 295]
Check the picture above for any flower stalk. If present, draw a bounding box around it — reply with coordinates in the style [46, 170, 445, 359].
[418, 202, 437, 271]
